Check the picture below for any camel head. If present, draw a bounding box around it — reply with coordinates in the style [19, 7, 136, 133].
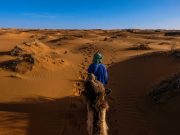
[87, 73, 96, 82]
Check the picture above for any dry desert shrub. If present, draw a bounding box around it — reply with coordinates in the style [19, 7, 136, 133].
[127, 43, 151, 50]
[149, 73, 180, 103]
[164, 31, 180, 36]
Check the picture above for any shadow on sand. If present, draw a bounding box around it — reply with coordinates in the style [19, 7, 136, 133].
[107, 52, 180, 135]
[0, 96, 87, 135]
[0, 51, 10, 56]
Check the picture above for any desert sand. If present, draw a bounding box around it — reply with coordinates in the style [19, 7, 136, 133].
[0, 28, 180, 135]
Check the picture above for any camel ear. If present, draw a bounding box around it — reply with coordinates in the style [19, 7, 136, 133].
[87, 73, 96, 81]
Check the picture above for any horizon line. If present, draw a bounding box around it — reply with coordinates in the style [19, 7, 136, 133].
[1, 27, 180, 31]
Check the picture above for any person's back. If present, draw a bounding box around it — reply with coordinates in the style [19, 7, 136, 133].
[88, 63, 108, 85]
[88, 52, 108, 85]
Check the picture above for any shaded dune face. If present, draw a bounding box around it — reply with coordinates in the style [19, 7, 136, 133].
[0, 96, 87, 135]
[107, 52, 180, 135]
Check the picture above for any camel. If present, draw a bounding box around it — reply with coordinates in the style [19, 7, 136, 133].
[83, 73, 109, 135]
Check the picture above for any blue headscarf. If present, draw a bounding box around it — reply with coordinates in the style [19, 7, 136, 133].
[93, 52, 103, 64]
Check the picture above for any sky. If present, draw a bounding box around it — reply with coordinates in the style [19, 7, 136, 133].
[0, 0, 180, 29]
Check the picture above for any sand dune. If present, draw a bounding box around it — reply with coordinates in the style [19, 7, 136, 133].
[0, 29, 180, 135]
[108, 51, 180, 135]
